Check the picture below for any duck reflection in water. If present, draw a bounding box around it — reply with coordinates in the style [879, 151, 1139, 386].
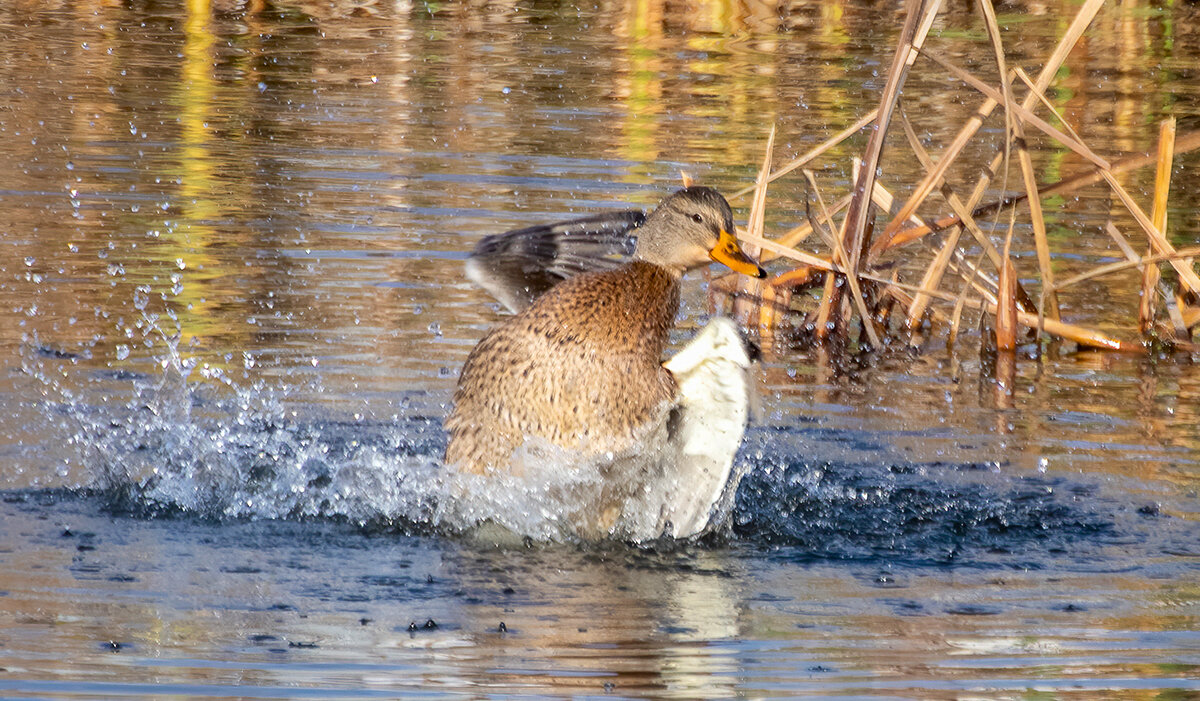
[444, 187, 766, 542]
[429, 545, 743, 697]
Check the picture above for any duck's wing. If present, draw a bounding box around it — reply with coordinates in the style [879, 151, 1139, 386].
[464, 210, 644, 313]
[653, 318, 756, 539]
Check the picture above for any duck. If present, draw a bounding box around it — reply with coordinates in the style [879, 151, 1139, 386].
[445, 186, 765, 542]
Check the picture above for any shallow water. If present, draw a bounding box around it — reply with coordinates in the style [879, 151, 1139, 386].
[1, 0, 1199, 698]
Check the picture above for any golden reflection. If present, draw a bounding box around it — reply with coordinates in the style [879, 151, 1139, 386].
[169, 0, 225, 340]
[444, 546, 742, 696]
[0, 0, 1196, 491]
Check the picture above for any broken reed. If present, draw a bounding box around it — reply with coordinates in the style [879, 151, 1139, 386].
[717, 0, 1200, 360]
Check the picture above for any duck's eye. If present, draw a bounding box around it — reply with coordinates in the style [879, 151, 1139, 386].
[691, 213, 704, 224]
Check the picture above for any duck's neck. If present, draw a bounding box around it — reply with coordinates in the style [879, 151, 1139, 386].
[632, 249, 687, 276]
[616, 261, 682, 358]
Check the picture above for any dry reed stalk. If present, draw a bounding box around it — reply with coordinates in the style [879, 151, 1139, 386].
[729, 112, 879, 201]
[753, 196, 850, 265]
[864, 174, 1007, 343]
[736, 230, 841, 272]
[874, 0, 1108, 258]
[841, 0, 940, 275]
[871, 98, 996, 258]
[973, 0, 1060, 323]
[996, 258, 1019, 351]
[1166, 291, 1191, 341]
[1011, 69, 1193, 331]
[886, 131, 1200, 249]
[867, 176, 1014, 312]
[1153, 117, 1177, 237]
[803, 169, 881, 347]
[1182, 305, 1200, 330]
[729, 0, 1195, 357]
[770, 266, 823, 290]
[1104, 221, 1142, 263]
[868, 0, 1028, 261]
[1011, 310, 1128, 351]
[903, 53, 1200, 297]
[895, 107, 1020, 327]
[868, 176, 1002, 305]
[1134, 238, 1161, 338]
[1101, 171, 1200, 294]
[813, 274, 839, 339]
[1011, 113, 1059, 320]
[852, 271, 1132, 351]
[733, 125, 775, 330]
[1050, 246, 1200, 293]
[948, 251, 988, 349]
[1141, 119, 1176, 337]
[924, 54, 1111, 169]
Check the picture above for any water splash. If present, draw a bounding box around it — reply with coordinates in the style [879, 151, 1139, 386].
[728, 427, 1189, 571]
[20, 311, 686, 541]
[21, 310, 446, 526]
[16, 310, 1192, 562]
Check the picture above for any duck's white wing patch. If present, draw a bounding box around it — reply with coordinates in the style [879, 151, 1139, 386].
[653, 317, 753, 538]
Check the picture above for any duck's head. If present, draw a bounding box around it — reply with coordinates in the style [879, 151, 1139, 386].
[633, 186, 767, 279]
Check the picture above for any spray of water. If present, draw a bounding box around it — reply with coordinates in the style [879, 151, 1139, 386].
[15, 292, 1163, 560]
[20, 306, 712, 542]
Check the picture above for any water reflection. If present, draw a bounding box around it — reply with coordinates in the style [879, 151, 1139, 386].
[0, 493, 1195, 698]
[1, 0, 1199, 697]
[444, 545, 743, 696]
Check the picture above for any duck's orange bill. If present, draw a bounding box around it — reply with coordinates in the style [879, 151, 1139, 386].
[710, 229, 766, 279]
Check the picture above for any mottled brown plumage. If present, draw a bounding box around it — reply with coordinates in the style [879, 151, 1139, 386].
[445, 186, 764, 539]
[446, 260, 681, 472]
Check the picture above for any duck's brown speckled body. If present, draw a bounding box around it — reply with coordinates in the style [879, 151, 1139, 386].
[445, 186, 764, 540]
[445, 261, 680, 473]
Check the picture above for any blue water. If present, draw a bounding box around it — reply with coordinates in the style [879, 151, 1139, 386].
[1, 0, 1199, 697]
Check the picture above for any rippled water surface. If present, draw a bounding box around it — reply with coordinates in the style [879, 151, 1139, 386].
[1, 0, 1199, 698]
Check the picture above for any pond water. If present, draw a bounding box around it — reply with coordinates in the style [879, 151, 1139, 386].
[1, 0, 1198, 698]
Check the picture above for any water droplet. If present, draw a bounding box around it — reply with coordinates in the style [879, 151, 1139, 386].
[115, 344, 130, 360]
[133, 286, 150, 310]
[24, 256, 34, 267]
[129, 123, 137, 135]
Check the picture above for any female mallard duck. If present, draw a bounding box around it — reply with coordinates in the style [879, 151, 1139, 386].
[445, 186, 765, 542]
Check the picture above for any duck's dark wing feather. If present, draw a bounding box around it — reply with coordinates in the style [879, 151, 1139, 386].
[465, 210, 644, 312]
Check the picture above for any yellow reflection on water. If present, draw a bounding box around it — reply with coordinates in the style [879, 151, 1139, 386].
[169, 0, 225, 345]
